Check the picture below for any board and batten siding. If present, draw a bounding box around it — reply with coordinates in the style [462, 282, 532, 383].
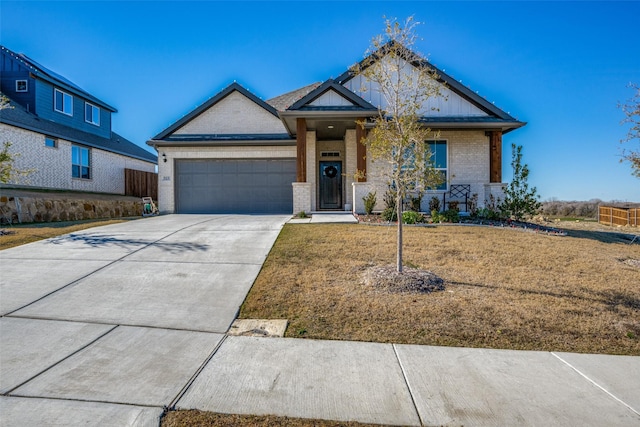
[343, 57, 489, 117]
[33, 79, 112, 139]
[0, 53, 35, 110]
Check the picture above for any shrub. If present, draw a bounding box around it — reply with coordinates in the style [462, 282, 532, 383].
[383, 187, 397, 211]
[381, 207, 398, 222]
[406, 194, 422, 212]
[429, 196, 441, 213]
[443, 209, 460, 223]
[448, 201, 459, 212]
[499, 144, 541, 220]
[468, 193, 478, 216]
[402, 210, 423, 224]
[431, 209, 459, 223]
[362, 191, 377, 215]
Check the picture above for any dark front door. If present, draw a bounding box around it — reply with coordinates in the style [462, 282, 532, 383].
[319, 161, 342, 209]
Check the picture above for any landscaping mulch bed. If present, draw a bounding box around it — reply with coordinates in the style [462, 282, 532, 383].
[363, 264, 445, 294]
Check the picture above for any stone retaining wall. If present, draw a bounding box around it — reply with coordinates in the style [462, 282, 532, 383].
[0, 195, 143, 225]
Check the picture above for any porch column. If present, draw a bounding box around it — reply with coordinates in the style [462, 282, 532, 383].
[356, 118, 367, 182]
[489, 130, 502, 183]
[296, 118, 307, 182]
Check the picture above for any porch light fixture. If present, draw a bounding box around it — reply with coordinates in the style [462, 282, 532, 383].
[162, 153, 167, 163]
[327, 125, 334, 129]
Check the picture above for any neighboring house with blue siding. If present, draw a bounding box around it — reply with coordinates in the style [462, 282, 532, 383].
[0, 45, 156, 194]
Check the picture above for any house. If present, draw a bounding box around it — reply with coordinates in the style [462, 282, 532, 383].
[0, 46, 156, 194]
[148, 43, 524, 214]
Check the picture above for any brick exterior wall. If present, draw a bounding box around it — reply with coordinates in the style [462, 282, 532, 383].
[359, 129, 498, 213]
[156, 145, 296, 213]
[1, 124, 155, 194]
[173, 91, 287, 135]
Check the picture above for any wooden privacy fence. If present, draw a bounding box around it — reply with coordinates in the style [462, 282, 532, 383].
[125, 168, 158, 200]
[598, 206, 639, 227]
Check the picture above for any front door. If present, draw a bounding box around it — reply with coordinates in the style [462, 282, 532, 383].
[319, 161, 342, 209]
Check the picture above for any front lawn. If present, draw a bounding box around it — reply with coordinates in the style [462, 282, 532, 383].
[240, 223, 640, 355]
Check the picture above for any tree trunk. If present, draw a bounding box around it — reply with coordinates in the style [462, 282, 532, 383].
[397, 192, 403, 273]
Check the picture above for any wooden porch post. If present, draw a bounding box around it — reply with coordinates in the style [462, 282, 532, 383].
[356, 118, 367, 182]
[489, 130, 503, 183]
[296, 118, 307, 182]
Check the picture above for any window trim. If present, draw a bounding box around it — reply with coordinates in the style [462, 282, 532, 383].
[71, 145, 91, 180]
[44, 136, 58, 148]
[426, 139, 448, 191]
[54, 88, 73, 116]
[16, 80, 28, 92]
[85, 102, 100, 126]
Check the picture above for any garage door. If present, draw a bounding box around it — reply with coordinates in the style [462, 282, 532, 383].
[175, 159, 296, 214]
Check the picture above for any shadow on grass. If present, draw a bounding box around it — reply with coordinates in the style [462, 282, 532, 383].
[49, 233, 209, 254]
[449, 280, 640, 310]
[560, 228, 640, 245]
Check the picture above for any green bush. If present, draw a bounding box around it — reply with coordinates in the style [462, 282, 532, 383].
[381, 207, 398, 222]
[443, 209, 460, 223]
[362, 191, 377, 215]
[402, 210, 423, 224]
[431, 208, 459, 223]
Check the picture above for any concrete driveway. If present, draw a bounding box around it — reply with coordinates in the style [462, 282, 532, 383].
[2, 214, 639, 426]
[0, 214, 289, 425]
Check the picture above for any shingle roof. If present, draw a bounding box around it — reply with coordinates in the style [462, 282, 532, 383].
[1, 45, 116, 112]
[0, 96, 157, 163]
[265, 82, 322, 111]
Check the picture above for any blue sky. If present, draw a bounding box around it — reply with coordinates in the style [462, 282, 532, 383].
[1, 1, 638, 201]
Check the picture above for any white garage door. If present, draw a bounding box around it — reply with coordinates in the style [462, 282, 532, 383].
[175, 159, 296, 214]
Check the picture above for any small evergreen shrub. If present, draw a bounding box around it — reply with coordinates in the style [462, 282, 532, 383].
[429, 196, 441, 213]
[362, 191, 377, 215]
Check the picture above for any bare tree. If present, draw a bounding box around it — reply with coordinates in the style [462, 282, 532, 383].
[619, 83, 640, 178]
[352, 16, 444, 272]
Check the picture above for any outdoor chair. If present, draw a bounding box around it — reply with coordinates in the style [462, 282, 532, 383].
[443, 184, 471, 212]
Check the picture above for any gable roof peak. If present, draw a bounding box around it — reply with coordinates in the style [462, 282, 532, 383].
[286, 78, 377, 112]
[152, 81, 279, 140]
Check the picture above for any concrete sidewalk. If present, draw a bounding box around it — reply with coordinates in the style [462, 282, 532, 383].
[1, 214, 639, 426]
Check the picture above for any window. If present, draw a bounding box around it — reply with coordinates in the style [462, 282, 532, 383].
[427, 140, 447, 190]
[45, 136, 57, 148]
[16, 80, 28, 92]
[54, 88, 73, 116]
[85, 102, 100, 126]
[72, 145, 91, 179]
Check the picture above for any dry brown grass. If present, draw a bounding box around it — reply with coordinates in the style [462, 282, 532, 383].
[161, 410, 384, 427]
[241, 223, 640, 355]
[0, 218, 135, 250]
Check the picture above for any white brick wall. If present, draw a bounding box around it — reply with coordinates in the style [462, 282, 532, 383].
[292, 182, 311, 214]
[174, 91, 287, 135]
[361, 129, 498, 211]
[156, 145, 296, 213]
[1, 124, 155, 194]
